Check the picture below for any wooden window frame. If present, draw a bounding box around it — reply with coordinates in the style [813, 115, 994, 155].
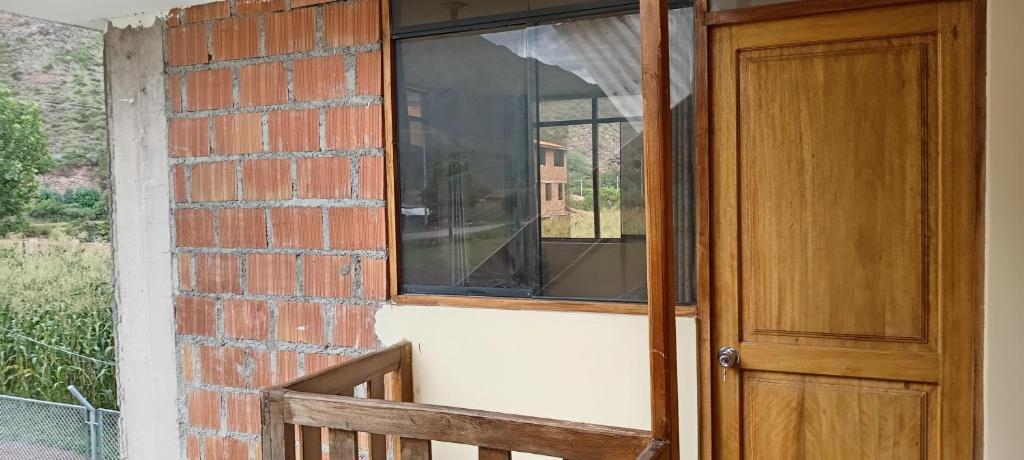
[381, 0, 699, 317]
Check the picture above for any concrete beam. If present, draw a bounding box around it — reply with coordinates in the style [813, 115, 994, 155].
[105, 21, 182, 460]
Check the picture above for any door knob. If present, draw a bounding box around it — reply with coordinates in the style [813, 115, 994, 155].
[717, 346, 739, 369]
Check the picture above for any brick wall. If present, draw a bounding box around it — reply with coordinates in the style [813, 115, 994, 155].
[164, 0, 384, 458]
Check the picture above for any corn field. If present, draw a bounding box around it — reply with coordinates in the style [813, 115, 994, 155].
[0, 240, 117, 409]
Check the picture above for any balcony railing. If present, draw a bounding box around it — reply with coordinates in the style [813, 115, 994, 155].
[261, 341, 670, 459]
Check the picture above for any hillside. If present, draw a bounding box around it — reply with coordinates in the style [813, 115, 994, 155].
[0, 10, 106, 191]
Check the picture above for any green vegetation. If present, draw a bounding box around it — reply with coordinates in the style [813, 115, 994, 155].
[0, 83, 52, 236]
[0, 241, 116, 409]
[27, 187, 110, 242]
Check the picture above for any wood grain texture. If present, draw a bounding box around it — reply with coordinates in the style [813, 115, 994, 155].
[737, 35, 937, 350]
[705, 0, 929, 25]
[743, 372, 935, 459]
[381, 0, 401, 300]
[368, 378, 388, 459]
[280, 392, 652, 459]
[401, 438, 432, 460]
[708, 2, 978, 458]
[328, 429, 358, 460]
[393, 294, 697, 317]
[640, 1, 681, 458]
[478, 447, 512, 460]
[636, 439, 671, 460]
[300, 425, 321, 460]
[693, 0, 713, 458]
[284, 341, 406, 394]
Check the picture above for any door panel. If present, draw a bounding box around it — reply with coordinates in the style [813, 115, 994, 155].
[744, 371, 936, 460]
[738, 34, 938, 351]
[709, 2, 978, 459]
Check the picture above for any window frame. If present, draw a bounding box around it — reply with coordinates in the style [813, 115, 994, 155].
[382, 0, 701, 317]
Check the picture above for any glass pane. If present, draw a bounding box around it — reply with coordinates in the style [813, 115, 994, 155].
[539, 126, 595, 239]
[710, 0, 796, 11]
[396, 7, 696, 304]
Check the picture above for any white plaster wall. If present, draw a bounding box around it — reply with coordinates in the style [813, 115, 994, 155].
[984, 1, 1024, 458]
[376, 306, 699, 459]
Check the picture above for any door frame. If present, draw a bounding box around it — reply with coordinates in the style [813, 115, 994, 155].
[693, 0, 988, 458]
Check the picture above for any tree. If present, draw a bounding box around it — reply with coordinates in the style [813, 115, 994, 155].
[0, 83, 52, 236]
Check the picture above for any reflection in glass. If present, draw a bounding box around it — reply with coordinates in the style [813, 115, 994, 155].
[396, 7, 696, 303]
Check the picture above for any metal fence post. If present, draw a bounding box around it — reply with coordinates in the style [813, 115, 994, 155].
[68, 385, 98, 460]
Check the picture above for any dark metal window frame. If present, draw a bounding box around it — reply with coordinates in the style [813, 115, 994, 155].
[391, 0, 692, 39]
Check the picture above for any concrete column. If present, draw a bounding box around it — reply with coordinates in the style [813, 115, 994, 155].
[105, 20, 182, 460]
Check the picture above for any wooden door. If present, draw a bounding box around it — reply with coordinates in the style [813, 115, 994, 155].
[708, 2, 980, 459]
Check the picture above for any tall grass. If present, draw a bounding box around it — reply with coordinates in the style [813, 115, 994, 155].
[0, 240, 117, 408]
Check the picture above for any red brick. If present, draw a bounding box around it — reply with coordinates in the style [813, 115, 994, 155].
[302, 255, 354, 298]
[247, 253, 297, 295]
[225, 393, 261, 434]
[182, 343, 197, 383]
[326, 105, 383, 149]
[361, 258, 387, 300]
[169, 118, 210, 157]
[200, 346, 247, 387]
[187, 69, 234, 111]
[214, 113, 263, 155]
[168, 24, 208, 66]
[333, 304, 376, 348]
[294, 55, 346, 102]
[236, 0, 285, 15]
[203, 436, 249, 460]
[173, 165, 188, 202]
[297, 157, 350, 199]
[196, 253, 243, 294]
[358, 156, 383, 199]
[184, 1, 230, 23]
[178, 253, 193, 291]
[187, 389, 220, 429]
[251, 350, 273, 388]
[190, 162, 237, 202]
[328, 207, 385, 250]
[168, 74, 183, 112]
[219, 208, 267, 248]
[240, 62, 288, 107]
[176, 296, 216, 336]
[242, 159, 291, 200]
[270, 208, 323, 249]
[292, 0, 330, 7]
[269, 110, 320, 152]
[212, 16, 260, 61]
[277, 301, 325, 344]
[325, 0, 380, 48]
[355, 51, 382, 95]
[224, 300, 270, 340]
[305, 354, 350, 375]
[266, 8, 315, 55]
[167, 8, 183, 27]
[175, 209, 215, 247]
[277, 350, 300, 383]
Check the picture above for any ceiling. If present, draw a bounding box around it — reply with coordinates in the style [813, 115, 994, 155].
[0, 0, 209, 30]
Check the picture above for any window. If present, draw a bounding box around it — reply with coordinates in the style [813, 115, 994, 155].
[395, 1, 696, 304]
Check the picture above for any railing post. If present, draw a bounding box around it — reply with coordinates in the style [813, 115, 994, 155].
[68, 385, 99, 460]
[640, 0, 680, 458]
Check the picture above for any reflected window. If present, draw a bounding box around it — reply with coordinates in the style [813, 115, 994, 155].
[396, 2, 696, 304]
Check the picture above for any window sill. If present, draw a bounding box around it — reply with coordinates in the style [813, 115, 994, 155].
[392, 294, 698, 317]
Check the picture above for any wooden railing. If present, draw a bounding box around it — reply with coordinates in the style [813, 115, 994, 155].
[261, 341, 669, 459]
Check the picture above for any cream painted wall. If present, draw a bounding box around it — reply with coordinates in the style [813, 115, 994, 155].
[376, 306, 699, 459]
[984, 1, 1024, 458]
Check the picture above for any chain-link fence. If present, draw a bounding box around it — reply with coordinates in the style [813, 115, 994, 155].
[0, 394, 120, 460]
